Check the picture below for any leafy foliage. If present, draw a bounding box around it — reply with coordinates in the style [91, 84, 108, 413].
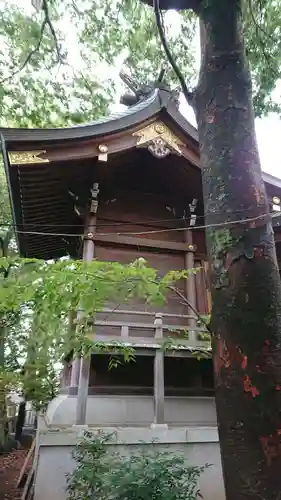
[243, 0, 281, 116]
[1, 0, 280, 128]
[0, 1, 112, 127]
[0, 255, 187, 410]
[67, 430, 209, 500]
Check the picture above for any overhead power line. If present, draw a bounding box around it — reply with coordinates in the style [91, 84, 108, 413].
[0, 204, 279, 229]
[9, 211, 279, 239]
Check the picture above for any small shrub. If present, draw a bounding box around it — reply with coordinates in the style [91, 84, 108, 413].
[67, 430, 210, 500]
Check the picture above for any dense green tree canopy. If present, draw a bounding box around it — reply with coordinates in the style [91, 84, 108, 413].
[0, 0, 280, 129]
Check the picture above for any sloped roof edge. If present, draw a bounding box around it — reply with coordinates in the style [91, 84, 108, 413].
[0, 87, 280, 191]
[263, 171, 281, 190]
[0, 89, 195, 145]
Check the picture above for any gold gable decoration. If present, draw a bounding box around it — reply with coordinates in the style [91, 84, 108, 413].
[133, 121, 184, 157]
[8, 151, 49, 165]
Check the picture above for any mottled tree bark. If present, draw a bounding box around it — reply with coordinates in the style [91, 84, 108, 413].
[196, 0, 281, 498]
[15, 401, 26, 443]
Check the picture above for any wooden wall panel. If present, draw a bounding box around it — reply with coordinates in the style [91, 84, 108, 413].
[95, 245, 184, 270]
[94, 187, 209, 324]
[192, 230, 207, 255]
[94, 244, 189, 320]
[97, 195, 185, 243]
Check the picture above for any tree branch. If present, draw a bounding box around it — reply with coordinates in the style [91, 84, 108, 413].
[0, 0, 63, 85]
[169, 285, 213, 336]
[0, 19, 47, 84]
[248, 0, 280, 79]
[153, 0, 196, 109]
[42, 0, 64, 64]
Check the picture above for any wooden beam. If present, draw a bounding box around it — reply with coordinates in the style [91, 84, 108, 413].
[9, 136, 138, 165]
[92, 319, 205, 331]
[92, 232, 207, 259]
[184, 229, 197, 337]
[90, 333, 209, 349]
[75, 185, 98, 425]
[101, 308, 196, 320]
[76, 354, 91, 426]
[16, 439, 35, 488]
[181, 145, 200, 167]
[70, 357, 81, 387]
[69, 310, 80, 388]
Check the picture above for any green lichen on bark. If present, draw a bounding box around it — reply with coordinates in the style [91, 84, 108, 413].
[196, 0, 281, 497]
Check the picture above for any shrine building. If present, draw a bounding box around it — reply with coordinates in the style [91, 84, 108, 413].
[1, 86, 281, 500]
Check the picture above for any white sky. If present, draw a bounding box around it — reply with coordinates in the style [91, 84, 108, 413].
[179, 98, 281, 180]
[6, 0, 281, 180]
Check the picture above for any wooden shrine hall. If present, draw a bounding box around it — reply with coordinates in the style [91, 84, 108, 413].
[1, 86, 281, 430]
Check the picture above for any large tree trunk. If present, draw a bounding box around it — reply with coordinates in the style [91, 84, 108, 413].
[196, 1, 281, 498]
[15, 401, 26, 443]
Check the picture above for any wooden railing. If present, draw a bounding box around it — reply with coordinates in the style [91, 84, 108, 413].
[6, 407, 36, 433]
[92, 309, 211, 351]
[71, 310, 212, 427]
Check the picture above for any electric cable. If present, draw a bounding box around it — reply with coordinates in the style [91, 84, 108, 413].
[6, 211, 279, 239]
[0, 204, 278, 229]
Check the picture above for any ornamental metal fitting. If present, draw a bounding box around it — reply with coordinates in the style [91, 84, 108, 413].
[98, 144, 108, 162]
[8, 150, 49, 165]
[90, 182, 99, 213]
[148, 138, 170, 158]
[98, 144, 108, 153]
[133, 120, 184, 157]
[187, 244, 197, 251]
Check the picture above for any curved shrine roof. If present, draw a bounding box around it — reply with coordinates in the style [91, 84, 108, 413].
[1, 88, 281, 259]
[0, 89, 198, 145]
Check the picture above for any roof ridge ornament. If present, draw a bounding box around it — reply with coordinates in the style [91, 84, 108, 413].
[119, 67, 180, 108]
[133, 120, 184, 158]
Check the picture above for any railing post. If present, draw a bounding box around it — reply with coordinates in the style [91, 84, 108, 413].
[121, 325, 129, 337]
[152, 313, 166, 427]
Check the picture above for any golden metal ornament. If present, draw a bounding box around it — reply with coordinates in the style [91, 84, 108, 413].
[8, 151, 49, 165]
[133, 120, 184, 155]
[98, 144, 108, 162]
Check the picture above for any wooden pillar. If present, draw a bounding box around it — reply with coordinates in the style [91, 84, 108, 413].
[61, 359, 72, 388]
[70, 357, 81, 388]
[152, 313, 165, 425]
[75, 183, 99, 425]
[204, 260, 212, 314]
[69, 309, 80, 391]
[184, 229, 197, 343]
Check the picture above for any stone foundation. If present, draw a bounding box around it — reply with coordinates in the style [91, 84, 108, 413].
[34, 419, 225, 500]
[45, 394, 217, 427]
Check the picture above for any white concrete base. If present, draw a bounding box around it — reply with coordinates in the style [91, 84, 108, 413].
[45, 394, 217, 427]
[34, 425, 225, 500]
[150, 423, 168, 430]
